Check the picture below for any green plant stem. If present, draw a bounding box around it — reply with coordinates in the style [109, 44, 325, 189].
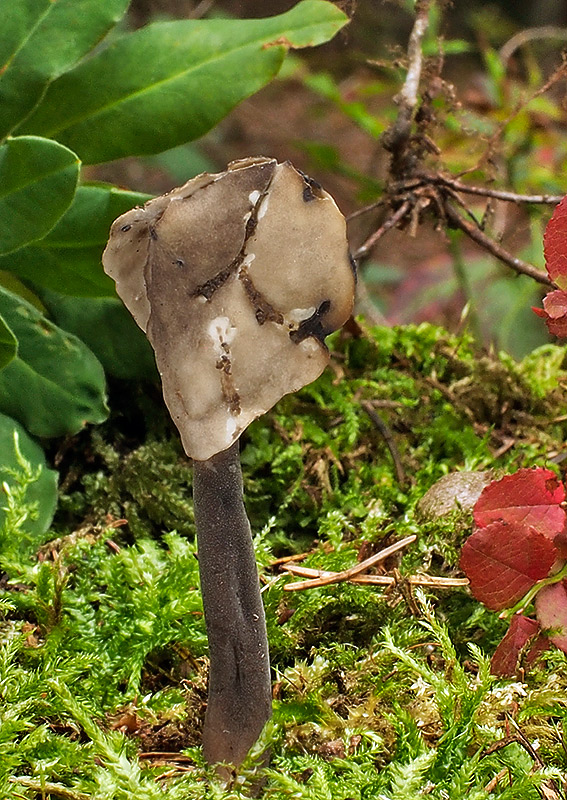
[448, 229, 481, 341]
[499, 561, 567, 619]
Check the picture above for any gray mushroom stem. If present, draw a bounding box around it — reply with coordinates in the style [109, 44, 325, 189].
[193, 440, 271, 773]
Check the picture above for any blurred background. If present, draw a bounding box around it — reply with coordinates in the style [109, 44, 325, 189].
[91, 0, 567, 358]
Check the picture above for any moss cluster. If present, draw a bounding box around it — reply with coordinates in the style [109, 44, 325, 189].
[1, 323, 566, 798]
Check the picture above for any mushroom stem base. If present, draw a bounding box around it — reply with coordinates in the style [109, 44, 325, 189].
[193, 441, 272, 776]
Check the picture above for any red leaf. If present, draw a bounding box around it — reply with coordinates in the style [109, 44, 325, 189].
[460, 521, 557, 610]
[534, 579, 567, 653]
[533, 290, 567, 338]
[473, 468, 565, 536]
[542, 289, 567, 318]
[554, 524, 567, 561]
[491, 615, 543, 677]
[544, 316, 567, 338]
[544, 195, 567, 290]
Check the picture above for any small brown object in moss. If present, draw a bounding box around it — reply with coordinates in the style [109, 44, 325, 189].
[417, 471, 495, 520]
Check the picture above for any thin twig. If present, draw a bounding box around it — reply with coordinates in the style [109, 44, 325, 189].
[483, 767, 509, 793]
[472, 60, 567, 178]
[485, 716, 563, 799]
[381, 0, 432, 178]
[281, 563, 469, 588]
[430, 175, 563, 205]
[282, 535, 416, 591]
[270, 552, 310, 567]
[353, 574, 469, 587]
[353, 200, 411, 259]
[500, 25, 567, 64]
[347, 198, 386, 221]
[362, 400, 406, 485]
[138, 752, 195, 762]
[398, 0, 430, 111]
[444, 202, 554, 287]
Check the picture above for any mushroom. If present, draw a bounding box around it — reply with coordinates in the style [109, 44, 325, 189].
[102, 157, 355, 776]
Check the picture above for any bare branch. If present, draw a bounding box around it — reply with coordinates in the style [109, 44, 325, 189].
[399, 0, 431, 112]
[282, 560, 469, 591]
[430, 175, 563, 206]
[282, 535, 416, 591]
[353, 574, 469, 587]
[353, 200, 411, 259]
[347, 197, 386, 221]
[381, 0, 432, 178]
[500, 25, 567, 64]
[444, 202, 554, 287]
[351, 2, 562, 292]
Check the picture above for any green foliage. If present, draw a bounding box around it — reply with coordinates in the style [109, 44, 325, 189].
[0, 136, 79, 255]
[18, 2, 349, 164]
[0, 287, 108, 437]
[41, 293, 156, 380]
[0, 433, 58, 584]
[0, 323, 566, 797]
[0, 314, 16, 369]
[0, 0, 130, 137]
[0, 416, 57, 548]
[0, 185, 151, 297]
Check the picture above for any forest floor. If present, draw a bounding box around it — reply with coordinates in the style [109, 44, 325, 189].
[1, 321, 566, 799]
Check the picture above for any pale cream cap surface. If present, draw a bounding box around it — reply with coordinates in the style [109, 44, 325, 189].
[103, 157, 355, 461]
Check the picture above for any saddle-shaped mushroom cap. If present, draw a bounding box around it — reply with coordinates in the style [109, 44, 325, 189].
[103, 157, 355, 461]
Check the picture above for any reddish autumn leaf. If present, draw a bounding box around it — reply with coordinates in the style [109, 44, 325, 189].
[490, 614, 545, 677]
[543, 195, 567, 290]
[534, 579, 567, 654]
[553, 524, 567, 561]
[473, 468, 565, 537]
[460, 521, 557, 611]
[533, 290, 567, 338]
[542, 314, 567, 338]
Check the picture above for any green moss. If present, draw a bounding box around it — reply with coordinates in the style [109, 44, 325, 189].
[1, 323, 566, 798]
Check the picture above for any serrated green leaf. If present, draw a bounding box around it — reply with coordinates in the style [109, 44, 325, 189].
[0, 287, 108, 437]
[20, 0, 349, 164]
[0, 412, 58, 540]
[0, 136, 80, 255]
[0, 184, 151, 296]
[0, 0, 130, 137]
[0, 313, 17, 370]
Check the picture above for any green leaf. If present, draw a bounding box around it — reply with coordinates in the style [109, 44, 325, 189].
[0, 287, 108, 437]
[304, 71, 384, 138]
[0, 0, 130, 137]
[0, 313, 17, 369]
[0, 184, 150, 296]
[41, 290, 157, 380]
[0, 412, 58, 539]
[20, 0, 349, 164]
[0, 136, 80, 255]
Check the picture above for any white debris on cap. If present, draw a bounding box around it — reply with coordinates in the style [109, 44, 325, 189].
[102, 157, 355, 461]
